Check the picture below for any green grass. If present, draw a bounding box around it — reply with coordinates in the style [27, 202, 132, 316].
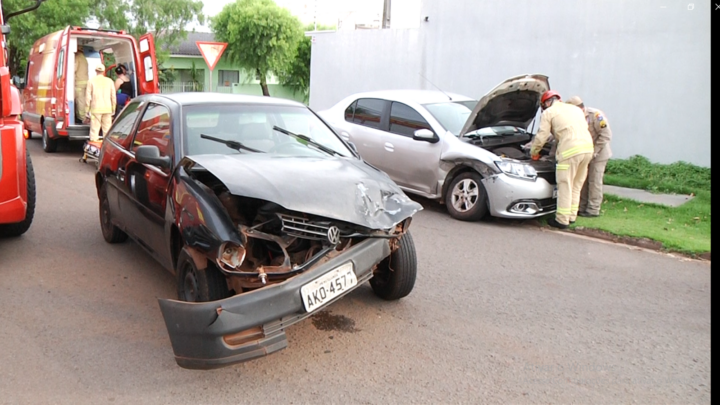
[571, 191, 711, 255]
[604, 155, 711, 195]
[556, 155, 711, 256]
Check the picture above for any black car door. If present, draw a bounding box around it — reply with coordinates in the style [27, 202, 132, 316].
[126, 102, 175, 265]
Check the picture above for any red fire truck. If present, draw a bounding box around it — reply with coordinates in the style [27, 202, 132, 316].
[0, 0, 43, 237]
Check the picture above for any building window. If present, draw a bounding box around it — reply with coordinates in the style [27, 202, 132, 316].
[218, 70, 240, 86]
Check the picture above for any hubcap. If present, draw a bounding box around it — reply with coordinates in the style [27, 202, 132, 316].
[451, 179, 479, 213]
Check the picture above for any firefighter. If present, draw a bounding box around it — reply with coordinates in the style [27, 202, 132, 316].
[530, 90, 594, 229]
[566, 96, 613, 218]
[85, 65, 116, 142]
[74, 48, 89, 123]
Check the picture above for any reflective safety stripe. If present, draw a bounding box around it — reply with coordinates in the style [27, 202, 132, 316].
[561, 143, 594, 159]
[557, 207, 572, 214]
[556, 164, 570, 170]
[571, 205, 579, 210]
[75, 80, 87, 86]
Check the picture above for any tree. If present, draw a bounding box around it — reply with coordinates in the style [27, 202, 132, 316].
[1, 0, 205, 78]
[2, 0, 92, 76]
[90, 0, 205, 64]
[276, 23, 335, 103]
[211, 0, 302, 96]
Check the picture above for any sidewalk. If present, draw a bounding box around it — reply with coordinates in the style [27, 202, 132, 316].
[602, 185, 694, 207]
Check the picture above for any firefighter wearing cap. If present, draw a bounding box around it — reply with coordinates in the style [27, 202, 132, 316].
[530, 90, 594, 229]
[74, 49, 89, 122]
[85, 65, 117, 142]
[566, 96, 613, 218]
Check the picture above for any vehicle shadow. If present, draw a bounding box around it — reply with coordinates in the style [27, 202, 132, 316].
[27, 137, 86, 155]
[407, 194, 550, 229]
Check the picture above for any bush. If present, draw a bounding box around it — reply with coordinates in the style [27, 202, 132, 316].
[605, 155, 711, 195]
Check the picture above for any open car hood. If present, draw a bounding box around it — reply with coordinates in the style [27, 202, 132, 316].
[459, 74, 550, 136]
[186, 154, 423, 230]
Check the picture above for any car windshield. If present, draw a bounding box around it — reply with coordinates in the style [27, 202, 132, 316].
[182, 104, 352, 158]
[423, 100, 476, 136]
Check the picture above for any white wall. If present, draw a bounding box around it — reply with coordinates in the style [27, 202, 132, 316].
[309, 0, 711, 166]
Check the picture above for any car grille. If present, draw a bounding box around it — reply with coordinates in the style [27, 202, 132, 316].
[277, 214, 332, 241]
[537, 171, 557, 185]
[537, 198, 557, 211]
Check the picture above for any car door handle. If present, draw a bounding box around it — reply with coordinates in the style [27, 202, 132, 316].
[384, 142, 394, 152]
[340, 131, 350, 141]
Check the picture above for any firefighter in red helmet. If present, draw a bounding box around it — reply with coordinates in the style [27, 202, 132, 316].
[529, 90, 594, 229]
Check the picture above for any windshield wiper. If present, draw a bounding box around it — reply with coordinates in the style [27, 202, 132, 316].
[200, 134, 263, 153]
[272, 125, 341, 156]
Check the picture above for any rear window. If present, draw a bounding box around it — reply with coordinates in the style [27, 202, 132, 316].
[351, 98, 385, 129]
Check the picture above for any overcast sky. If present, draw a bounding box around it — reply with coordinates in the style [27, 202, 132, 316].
[194, 0, 382, 31]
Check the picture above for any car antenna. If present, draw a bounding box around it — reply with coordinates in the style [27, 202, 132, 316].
[419, 72, 452, 101]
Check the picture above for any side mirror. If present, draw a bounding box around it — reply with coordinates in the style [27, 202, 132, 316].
[135, 145, 171, 169]
[346, 141, 359, 154]
[413, 128, 438, 143]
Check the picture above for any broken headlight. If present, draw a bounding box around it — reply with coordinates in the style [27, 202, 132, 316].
[495, 160, 537, 181]
[217, 242, 246, 271]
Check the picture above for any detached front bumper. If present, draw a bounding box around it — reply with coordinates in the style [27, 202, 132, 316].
[158, 237, 391, 370]
[483, 173, 556, 218]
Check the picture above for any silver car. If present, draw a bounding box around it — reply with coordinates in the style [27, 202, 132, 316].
[318, 74, 558, 221]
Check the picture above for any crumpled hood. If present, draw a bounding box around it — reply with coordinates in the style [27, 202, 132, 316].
[186, 154, 423, 230]
[459, 74, 550, 136]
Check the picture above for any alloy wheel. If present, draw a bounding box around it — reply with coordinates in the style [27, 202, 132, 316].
[451, 179, 479, 212]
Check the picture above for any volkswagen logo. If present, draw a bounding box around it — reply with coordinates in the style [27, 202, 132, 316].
[326, 226, 341, 245]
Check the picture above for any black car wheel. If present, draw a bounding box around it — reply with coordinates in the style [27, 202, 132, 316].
[41, 125, 58, 153]
[370, 231, 417, 301]
[445, 171, 488, 221]
[99, 183, 128, 243]
[176, 247, 230, 302]
[0, 148, 36, 237]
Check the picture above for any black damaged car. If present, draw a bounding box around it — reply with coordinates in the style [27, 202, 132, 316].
[95, 93, 422, 369]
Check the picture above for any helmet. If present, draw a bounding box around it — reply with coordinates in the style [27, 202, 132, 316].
[541, 90, 561, 104]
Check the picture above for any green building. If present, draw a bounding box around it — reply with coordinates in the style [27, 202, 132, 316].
[160, 32, 304, 103]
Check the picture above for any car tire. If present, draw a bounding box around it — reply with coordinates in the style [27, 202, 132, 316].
[99, 183, 128, 244]
[370, 230, 417, 301]
[0, 148, 36, 237]
[176, 247, 230, 302]
[445, 171, 488, 221]
[41, 125, 58, 153]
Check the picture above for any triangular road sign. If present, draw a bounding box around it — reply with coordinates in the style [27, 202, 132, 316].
[196, 41, 228, 71]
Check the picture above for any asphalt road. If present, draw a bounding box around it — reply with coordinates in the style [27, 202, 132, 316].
[0, 139, 710, 404]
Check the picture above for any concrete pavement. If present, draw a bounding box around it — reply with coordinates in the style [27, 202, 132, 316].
[0, 139, 710, 404]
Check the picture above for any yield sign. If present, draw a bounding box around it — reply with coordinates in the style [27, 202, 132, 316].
[196, 41, 228, 71]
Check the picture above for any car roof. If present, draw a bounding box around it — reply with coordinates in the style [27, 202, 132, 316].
[342, 89, 475, 105]
[143, 92, 307, 107]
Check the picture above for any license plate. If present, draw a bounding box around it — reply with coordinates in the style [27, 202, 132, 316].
[552, 187, 558, 199]
[301, 262, 357, 313]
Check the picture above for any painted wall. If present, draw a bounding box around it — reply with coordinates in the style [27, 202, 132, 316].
[160, 56, 305, 103]
[309, 0, 711, 166]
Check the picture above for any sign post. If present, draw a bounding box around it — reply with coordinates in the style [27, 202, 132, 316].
[196, 41, 228, 92]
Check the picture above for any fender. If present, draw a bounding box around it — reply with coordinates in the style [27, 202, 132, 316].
[169, 164, 245, 262]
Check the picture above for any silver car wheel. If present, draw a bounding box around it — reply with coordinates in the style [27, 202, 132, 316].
[451, 179, 479, 212]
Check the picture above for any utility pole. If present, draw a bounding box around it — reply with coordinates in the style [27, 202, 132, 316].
[382, 0, 391, 28]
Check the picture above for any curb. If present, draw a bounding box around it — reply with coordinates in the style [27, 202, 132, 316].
[563, 225, 709, 262]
